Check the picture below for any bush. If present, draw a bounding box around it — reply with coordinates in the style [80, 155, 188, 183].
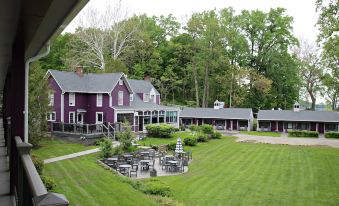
[200, 124, 213, 134]
[288, 130, 319, 138]
[196, 133, 208, 142]
[189, 125, 200, 132]
[167, 142, 177, 151]
[146, 124, 176, 138]
[140, 179, 172, 197]
[179, 124, 186, 131]
[31, 155, 44, 175]
[95, 138, 105, 146]
[325, 132, 339, 139]
[99, 138, 113, 158]
[116, 127, 135, 151]
[184, 137, 197, 146]
[211, 131, 222, 139]
[41, 175, 56, 191]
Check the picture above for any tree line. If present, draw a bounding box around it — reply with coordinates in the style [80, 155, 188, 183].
[38, 1, 338, 112]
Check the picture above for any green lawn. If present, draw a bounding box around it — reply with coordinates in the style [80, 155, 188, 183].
[240, 131, 281, 137]
[32, 138, 97, 160]
[44, 136, 339, 206]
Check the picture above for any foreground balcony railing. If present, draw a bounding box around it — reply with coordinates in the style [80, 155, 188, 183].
[6, 117, 69, 206]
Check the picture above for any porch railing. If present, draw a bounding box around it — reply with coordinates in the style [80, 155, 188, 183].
[6, 117, 69, 206]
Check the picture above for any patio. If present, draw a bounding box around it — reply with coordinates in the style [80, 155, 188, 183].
[100, 148, 192, 179]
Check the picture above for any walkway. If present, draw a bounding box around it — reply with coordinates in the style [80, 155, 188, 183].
[0, 118, 15, 206]
[235, 133, 339, 148]
[44, 141, 120, 164]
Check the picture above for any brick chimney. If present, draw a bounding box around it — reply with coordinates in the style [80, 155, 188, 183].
[75, 66, 83, 77]
[144, 75, 151, 82]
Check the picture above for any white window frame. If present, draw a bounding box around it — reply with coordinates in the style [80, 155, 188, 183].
[69, 93, 75, 106]
[144, 93, 150, 102]
[69, 112, 75, 124]
[48, 92, 54, 106]
[130, 94, 133, 102]
[96, 112, 104, 124]
[119, 79, 123, 85]
[97, 93, 103, 107]
[47, 112, 56, 121]
[118, 91, 123, 105]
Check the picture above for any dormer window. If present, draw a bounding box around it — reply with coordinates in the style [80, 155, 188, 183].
[119, 79, 123, 85]
[144, 93, 150, 102]
[130, 94, 133, 102]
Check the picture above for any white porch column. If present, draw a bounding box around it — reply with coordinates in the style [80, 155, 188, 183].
[142, 111, 145, 131]
[230, 120, 233, 131]
[316, 123, 319, 132]
[61, 92, 64, 122]
[157, 110, 159, 125]
[257, 120, 259, 131]
[150, 111, 152, 124]
[248, 120, 250, 131]
[177, 111, 179, 127]
[276, 121, 278, 132]
[225, 120, 227, 130]
[237, 120, 239, 131]
[133, 112, 136, 132]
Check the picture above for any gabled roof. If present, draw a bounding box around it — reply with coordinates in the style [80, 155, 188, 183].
[113, 94, 178, 111]
[128, 79, 160, 95]
[48, 70, 132, 93]
[258, 110, 339, 123]
[180, 107, 253, 120]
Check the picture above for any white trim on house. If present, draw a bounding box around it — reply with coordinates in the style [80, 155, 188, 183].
[118, 91, 123, 106]
[109, 73, 134, 94]
[109, 93, 112, 107]
[61, 93, 64, 122]
[69, 111, 75, 124]
[96, 112, 104, 124]
[97, 93, 103, 107]
[45, 70, 65, 91]
[69, 92, 75, 106]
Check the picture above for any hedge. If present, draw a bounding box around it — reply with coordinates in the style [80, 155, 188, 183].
[196, 133, 209, 142]
[211, 131, 222, 139]
[189, 124, 213, 134]
[146, 124, 176, 138]
[325, 132, 339, 139]
[288, 130, 319, 138]
[183, 137, 197, 146]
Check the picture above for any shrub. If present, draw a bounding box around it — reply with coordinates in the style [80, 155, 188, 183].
[41, 175, 56, 191]
[95, 138, 105, 146]
[146, 124, 175, 138]
[99, 138, 113, 158]
[112, 146, 124, 155]
[196, 133, 208, 142]
[184, 137, 197, 146]
[179, 124, 186, 131]
[288, 130, 319, 138]
[189, 125, 200, 132]
[200, 124, 213, 134]
[140, 179, 172, 197]
[116, 127, 135, 151]
[211, 131, 222, 139]
[325, 132, 339, 139]
[167, 142, 177, 151]
[31, 155, 44, 175]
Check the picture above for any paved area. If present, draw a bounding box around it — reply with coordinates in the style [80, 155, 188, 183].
[0, 118, 15, 206]
[44, 141, 120, 164]
[235, 133, 339, 148]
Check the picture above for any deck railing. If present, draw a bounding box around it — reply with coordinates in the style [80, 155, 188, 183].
[6, 117, 69, 206]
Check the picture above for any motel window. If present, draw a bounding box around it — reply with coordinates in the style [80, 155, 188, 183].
[69, 93, 75, 106]
[69, 112, 75, 124]
[47, 112, 56, 121]
[118, 91, 123, 105]
[119, 79, 123, 85]
[144, 93, 150, 102]
[287, 122, 293, 129]
[166, 111, 177, 123]
[97, 93, 103, 107]
[48, 92, 54, 106]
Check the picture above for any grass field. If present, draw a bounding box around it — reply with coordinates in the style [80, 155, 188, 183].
[32, 138, 97, 160]
[240, 131, 281, 137]
[44, 136, 339, 206]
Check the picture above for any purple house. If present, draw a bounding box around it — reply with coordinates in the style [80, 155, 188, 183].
[46, 68, 179, 132]
[257, 102, 339, 133]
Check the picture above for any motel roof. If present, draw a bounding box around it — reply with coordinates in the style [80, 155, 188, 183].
[258, 110, 339, 123]
[180, 107, 253, 120]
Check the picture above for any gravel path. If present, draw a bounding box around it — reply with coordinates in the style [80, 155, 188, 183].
[234, 133, 339, 148]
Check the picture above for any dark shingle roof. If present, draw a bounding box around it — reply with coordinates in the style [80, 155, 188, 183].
[258, 110, 339, 122]
[128, 79, 160, 95]
[180, 107, 253, 120]
[49, 70, 123, 93]
[114, 94, 178, 111]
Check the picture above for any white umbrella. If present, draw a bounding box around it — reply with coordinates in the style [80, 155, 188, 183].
[175, 138, 184, 154]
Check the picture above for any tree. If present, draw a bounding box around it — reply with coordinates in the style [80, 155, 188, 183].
[322, 73, 338, 110]
[294, 39, 323, 110]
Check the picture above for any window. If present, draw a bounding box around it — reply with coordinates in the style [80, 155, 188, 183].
[119, 79, 123, 85]
[97, 93, 103, 107]
[69, 112, 75, 123]
[150, 94, 155, 103]
[47, 112, 56, 121]
[96, 112, 103, 124]
[118, 91, 123, 105]
[130, 94, 133, 102]
[48, 92, 54, 106]
[165, 111, 177, 123]
[144, 93, 150, 102]
[287, 122, 293, 129]
[69, 93, 75, 106]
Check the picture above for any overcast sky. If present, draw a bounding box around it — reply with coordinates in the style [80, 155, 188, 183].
[66, 0, 320, 43]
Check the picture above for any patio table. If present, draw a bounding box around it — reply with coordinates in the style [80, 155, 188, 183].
[118, 164, 131, 176]
[107, 157, 118, 161]
[139, 160, 151, 171]
[123, 154, 133, 158]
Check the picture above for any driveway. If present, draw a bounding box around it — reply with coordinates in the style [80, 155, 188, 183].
[234, 133, 339, 148]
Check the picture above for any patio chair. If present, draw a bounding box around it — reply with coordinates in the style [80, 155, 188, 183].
[162, 161, 171, 171]
[175, 160, 183, 173]
[130, 169, 137, 178]
[140, 162, 149, 171]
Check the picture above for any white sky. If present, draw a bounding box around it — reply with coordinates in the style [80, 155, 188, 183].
[66, 0, 320, 43]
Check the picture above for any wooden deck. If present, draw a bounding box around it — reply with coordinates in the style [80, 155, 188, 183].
[0, 119, 15, 206]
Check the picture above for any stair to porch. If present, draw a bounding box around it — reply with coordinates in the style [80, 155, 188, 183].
[0, 118, 15, 206]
